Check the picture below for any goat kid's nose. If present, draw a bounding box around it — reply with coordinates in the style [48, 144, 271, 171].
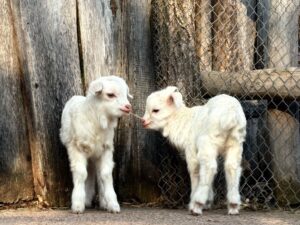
[125, 104, 132, 110]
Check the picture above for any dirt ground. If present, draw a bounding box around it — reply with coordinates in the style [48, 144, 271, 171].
[1, 206, 299, 225]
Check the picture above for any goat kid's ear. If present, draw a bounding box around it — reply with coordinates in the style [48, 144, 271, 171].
[166, 86, 178, 93]
[128, 93, 133, 99]
[89, 80, 103, 95]
[167, 92, 183, 108]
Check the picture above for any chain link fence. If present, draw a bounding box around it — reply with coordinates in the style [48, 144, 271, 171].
[151, 0, 300, 210]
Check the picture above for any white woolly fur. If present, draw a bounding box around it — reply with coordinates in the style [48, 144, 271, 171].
[60, 75, 132, 214]
[143, 86, 246, 215]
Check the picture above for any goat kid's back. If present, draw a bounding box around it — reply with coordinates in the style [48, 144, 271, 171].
[203, 94, 246, 138]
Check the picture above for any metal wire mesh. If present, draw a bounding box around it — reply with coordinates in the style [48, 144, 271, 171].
[151, 0, 300, 210]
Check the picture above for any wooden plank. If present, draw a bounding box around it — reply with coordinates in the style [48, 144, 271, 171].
[267, 109, 300, 205]
[11, 0, 83, 206]
[201, 67, 300, 99]
[77, 0, 115, 88]
[0, 0, 34, 203]
[114, 0, 161, 203]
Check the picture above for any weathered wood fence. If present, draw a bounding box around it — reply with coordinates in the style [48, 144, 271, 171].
[0, 0, 159, 207]
[1, 0, 300, 209]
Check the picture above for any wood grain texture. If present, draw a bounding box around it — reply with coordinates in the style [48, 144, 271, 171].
[0, 0, 34, 203]
[267, 109, 300, 205]
[258, 0, 300, 205]
[74, 0, 161, 203]
[114, 0, 161, 203]
[11, 0, 83, 206]
[77, 0, 115, 87]
[195, 0, 212, 71]
[257, 0, 299, 68]
[151, 0, 200, 105]
[201, 67, 300, 99]
[212, 0, 256, 71]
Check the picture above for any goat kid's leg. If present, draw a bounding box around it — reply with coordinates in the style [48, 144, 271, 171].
[69, 149, 88, 213]
[204, 186, 214, 210]
[186, 151, 200, 199]
[97, 171, 106, 210]
[224, 143, 243, 215]
[190, 159, 217, 215]
[85, 160, 96, 208]
[96, 150, 120, 213]
[189, 143, 217, 215]
[187, 159, 213, 210]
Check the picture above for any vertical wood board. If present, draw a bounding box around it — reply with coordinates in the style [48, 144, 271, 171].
[11, 0, 83, 206]
[115, 0, 161, 202]
[0, 0, 34, 203]
[77, 0, 115, 88]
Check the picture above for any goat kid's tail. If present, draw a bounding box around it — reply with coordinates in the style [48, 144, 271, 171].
[219, 108, 245, 132]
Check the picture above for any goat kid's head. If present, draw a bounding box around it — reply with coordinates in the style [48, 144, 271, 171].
[142, 86, 184, 130]
[87, 75, 133, 117]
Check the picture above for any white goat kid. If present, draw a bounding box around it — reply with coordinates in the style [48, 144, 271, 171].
[142, 86, 246, 215]
[60, 76, 132, 214]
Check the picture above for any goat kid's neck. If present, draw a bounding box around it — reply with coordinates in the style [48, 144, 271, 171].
[162, 105, 190, 137]
[85, 96, 118, 130]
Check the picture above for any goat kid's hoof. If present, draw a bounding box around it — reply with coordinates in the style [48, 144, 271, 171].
[189, 202, 203, 216]
[99, 199, 108, 210]
[228, 203, 240, 215]
[71, 204, 85, 214]
[228, 208, 239, 215]
[107, 202, 121, 214]
[190, 208, 202, 216]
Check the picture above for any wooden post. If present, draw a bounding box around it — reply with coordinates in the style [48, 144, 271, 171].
[11, 0, 83, 206]
[0, 0, 34, 203]
[257, 0, 299, 68]
[267, 109, 300, 205]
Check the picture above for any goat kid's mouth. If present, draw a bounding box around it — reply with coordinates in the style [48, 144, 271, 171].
[120, 108, 131, 114]
[142, 121, 152, 128]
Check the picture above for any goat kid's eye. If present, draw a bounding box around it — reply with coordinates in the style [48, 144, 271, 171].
[107, 93, 116, 98]
[152, 109, 160, 113]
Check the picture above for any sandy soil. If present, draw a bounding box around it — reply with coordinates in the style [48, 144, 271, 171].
[0, 207, 299, 225]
